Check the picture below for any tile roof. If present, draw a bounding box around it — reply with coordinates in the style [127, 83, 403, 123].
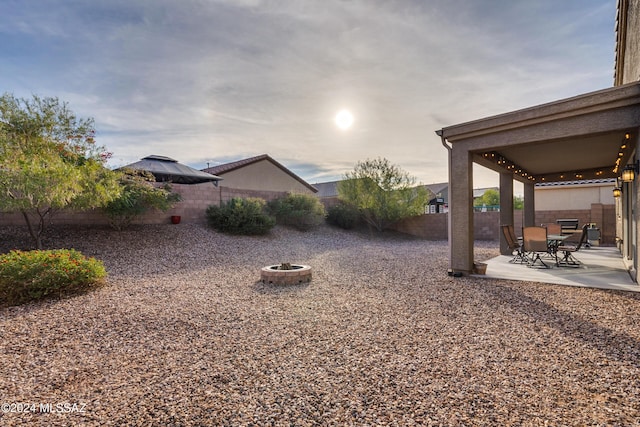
[313, 181, 340, 198]
[535, 178, 616, 187]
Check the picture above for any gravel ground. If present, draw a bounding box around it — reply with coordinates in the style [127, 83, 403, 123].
[1, 223, 640, 426]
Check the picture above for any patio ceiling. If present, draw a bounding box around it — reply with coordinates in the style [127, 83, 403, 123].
[440, 82, 640, 184]
[477, 130, 632, 183]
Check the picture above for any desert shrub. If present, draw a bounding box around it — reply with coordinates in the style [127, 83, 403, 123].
[0, 249, 107, 306]
[103, 169, 182, 230]
[338, 157, 429, 231]
[206, 197, 275, 235]
[326, 202, 360, 229]
[267, 193, 326, 231]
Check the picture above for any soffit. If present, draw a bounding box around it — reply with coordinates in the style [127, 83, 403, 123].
[441, 83, 640, 183]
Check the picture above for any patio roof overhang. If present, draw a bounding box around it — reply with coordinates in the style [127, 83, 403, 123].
[437, 82, 640, 276]
[439, 82, 640, 184]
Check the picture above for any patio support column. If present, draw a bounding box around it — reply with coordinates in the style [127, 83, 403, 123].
[449, 145, 474, 274]
[499, 173, 514, 255]
[523, 181, 535, 227]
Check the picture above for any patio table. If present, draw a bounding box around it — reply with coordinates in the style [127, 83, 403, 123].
[548, 234, 570, 243]
[547, 234, 571, 264]
[548, 234, 571, 266]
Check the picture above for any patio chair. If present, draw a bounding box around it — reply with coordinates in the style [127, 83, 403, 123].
[543, 223, 563, 259]
[501, 224, 527, 264]
[556, 224, 589, 266]
[522, 226, 551, 268]
[545, 223, 562, 235]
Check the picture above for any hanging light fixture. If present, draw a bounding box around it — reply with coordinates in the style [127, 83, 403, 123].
[621, 161, 638, 183]
[613, 187, 622, 198]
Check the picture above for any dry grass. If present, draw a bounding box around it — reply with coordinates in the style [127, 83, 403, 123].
[1, 223, 639, 426]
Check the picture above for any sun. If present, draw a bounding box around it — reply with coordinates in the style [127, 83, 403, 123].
[334, 109, 354, 130]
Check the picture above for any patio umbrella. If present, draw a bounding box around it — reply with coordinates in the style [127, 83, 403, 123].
[121, 155, 223, 185]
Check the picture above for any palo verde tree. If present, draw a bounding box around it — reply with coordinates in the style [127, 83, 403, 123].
[337, 157, 429, 231]
[0, 93, 121, 249]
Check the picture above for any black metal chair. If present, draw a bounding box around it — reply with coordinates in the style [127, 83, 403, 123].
[556, 224, 589, 266]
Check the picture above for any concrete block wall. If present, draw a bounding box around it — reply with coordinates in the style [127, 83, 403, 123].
[0, 185, 290, 227]
[391, 203, 615, 245]
[517, 204, 615, 245]
[390, 213, 448, 240]
[390, 211, 500, 241]
[474, 211, 500, 240]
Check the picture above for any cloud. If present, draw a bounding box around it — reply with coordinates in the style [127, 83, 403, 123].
[0, 0, 617, 187]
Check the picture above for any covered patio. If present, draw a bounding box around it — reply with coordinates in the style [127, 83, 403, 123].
[437, 82, 640, 283]
[477, 245, 638, 292]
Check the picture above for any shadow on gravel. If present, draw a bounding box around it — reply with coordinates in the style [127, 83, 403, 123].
[475, 281, 640, 367]
[250, 280, 312, 295]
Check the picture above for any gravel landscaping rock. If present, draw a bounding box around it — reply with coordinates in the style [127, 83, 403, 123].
[1, 223, 639, 426]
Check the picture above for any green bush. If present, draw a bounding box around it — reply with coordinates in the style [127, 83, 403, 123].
[326, 202, 360, 229]
[267, 193, 326, 231]
[0, 249, 107, 306]
[206, 197, 275, 235]
[104, 169, 182, 230]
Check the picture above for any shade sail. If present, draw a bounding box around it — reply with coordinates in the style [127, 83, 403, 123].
[121, 155, 223, 185]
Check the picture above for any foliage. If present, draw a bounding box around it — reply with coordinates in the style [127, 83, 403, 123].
[474, 189, 500, 207]
[337, 157, 429, 231]
[267, 193, 325, 231]
[514, 195, 524, 210]
[103, 169, 182, 230]
[0, 93, 121, 249]
[473, 190, 524, 210]
[326, 202, 360, 229]
[0, 249, 107, 306]
[206, 197, 275, 235]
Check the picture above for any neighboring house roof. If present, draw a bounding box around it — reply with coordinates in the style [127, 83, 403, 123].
[121, 155, 223, 185]
[315, 180, 447, 201]
[425, 182, 448, 198]
[313, 180, 340, 198]
[535, 178, 616, 188]
[473, 187, 499, 198]
[202, 154, 317, 193]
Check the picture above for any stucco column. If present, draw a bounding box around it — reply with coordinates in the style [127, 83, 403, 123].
[499, 173, 514, 255]
[449, 145, 474, 274]
[523, 181, 535, 227]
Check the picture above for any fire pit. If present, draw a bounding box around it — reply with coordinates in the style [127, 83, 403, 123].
[260, 263, 312, 285]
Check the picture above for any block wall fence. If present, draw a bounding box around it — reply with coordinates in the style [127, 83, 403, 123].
[0, 185, 615, 245]
[389, 203, 615, 245]
[0, 183, 288, 227]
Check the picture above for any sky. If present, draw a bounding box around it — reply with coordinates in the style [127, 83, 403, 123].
[1, 0, 617, 188]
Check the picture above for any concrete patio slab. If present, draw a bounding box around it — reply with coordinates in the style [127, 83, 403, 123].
[476, 246, 639, 292]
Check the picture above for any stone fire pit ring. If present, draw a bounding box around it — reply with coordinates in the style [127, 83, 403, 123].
[260, 264, 312, 285]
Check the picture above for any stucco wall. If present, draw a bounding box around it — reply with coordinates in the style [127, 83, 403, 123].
[534, 184, 615, 210]
[217, 159, 314, 194]
[622, 0, 640, 84]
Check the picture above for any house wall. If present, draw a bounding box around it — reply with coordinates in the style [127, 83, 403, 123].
[534, 184, 615, 210]
[621, 0, 640, 84]
[217, 159, 315, 194]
